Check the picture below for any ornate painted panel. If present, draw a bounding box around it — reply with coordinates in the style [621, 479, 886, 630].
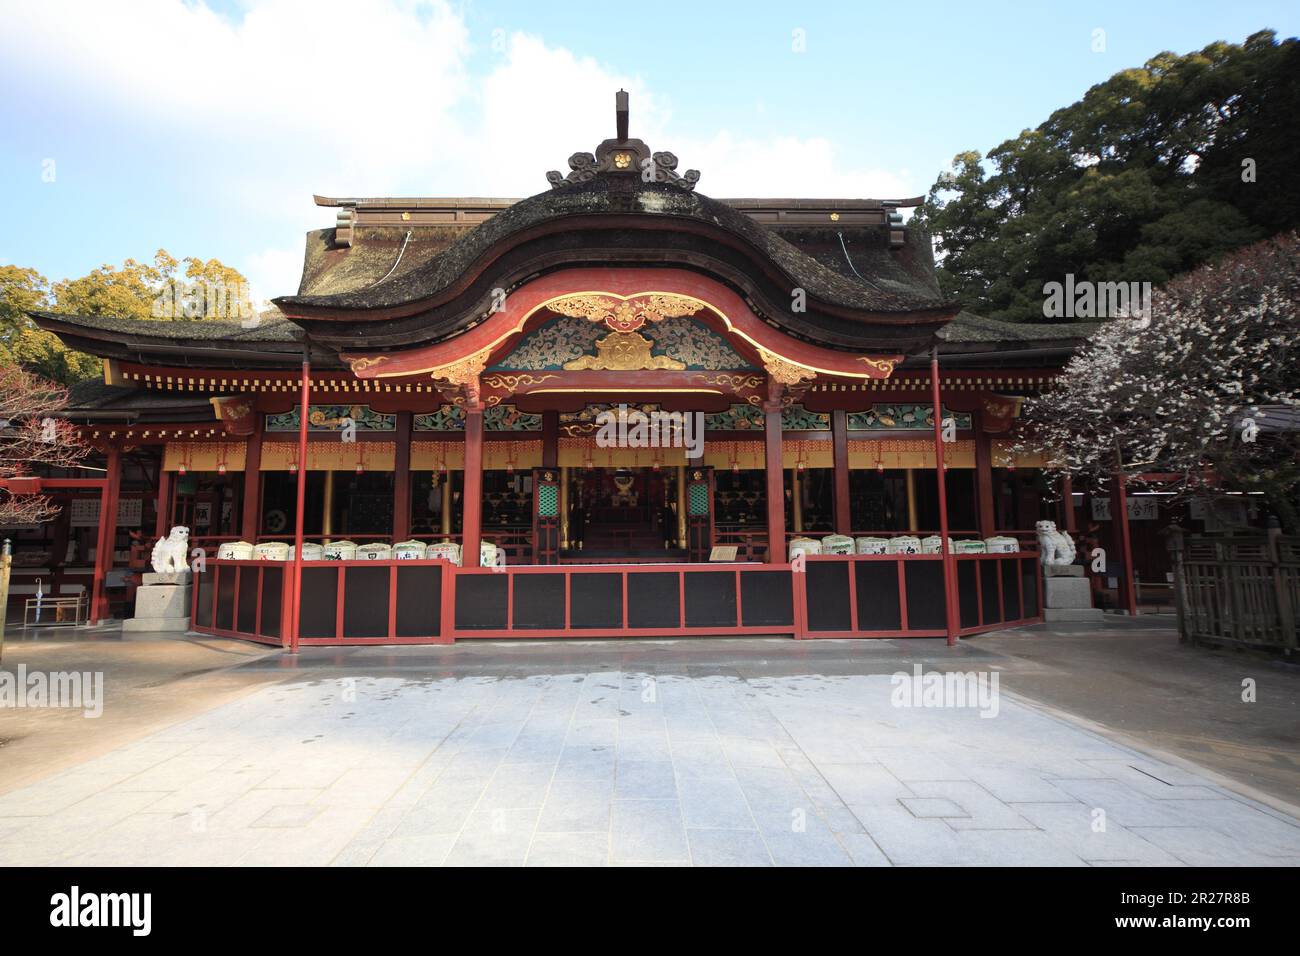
[413, 404, 542, 432]
[265, 404, 396, 432]
[848, 404, 972, 431]
[490, 314, 753, 372]
[780, 405, 830, 431]
[703, 404, 764, 430]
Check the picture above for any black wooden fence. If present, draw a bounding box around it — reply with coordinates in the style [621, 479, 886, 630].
[1174, 532, 1299, 652]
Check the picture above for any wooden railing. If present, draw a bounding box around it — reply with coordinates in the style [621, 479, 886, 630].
[1174, 532, 1298, 651]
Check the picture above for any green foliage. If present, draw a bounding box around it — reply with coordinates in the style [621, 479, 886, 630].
[918, 31, 1300, 322]
[0, 251, 252, 385]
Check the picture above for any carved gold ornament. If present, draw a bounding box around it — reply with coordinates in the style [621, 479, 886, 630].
[481, 373, 559, 391]
[548, 292, 704, 333]
[758, 348, 816, 386]
[692, 372, 765, 391]
[347, 355, 389, 374]
[859, 356, 899, 376]
[563, 331, 686, 371]
[613, 152, 633, 169]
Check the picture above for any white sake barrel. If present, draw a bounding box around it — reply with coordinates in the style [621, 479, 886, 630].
[426, 541, 462, 565]
[855, 536, 889, 555]
[254, 541, 290, 561]
[217, 541, 254, 560]
[886, 535, 921, 555]
[788, 537, 821, 561]
[323, 540, 357, 561]
[355, 543, 392, 561]
[480, 541, 499, 568]
[821, 534, 855, 555]
[921, 535, 955, 554]
[392, 540, 427, 560]
[985, 536, 1019, 554]
[288, 542, 324, 561]
[954, 539, 988, 554]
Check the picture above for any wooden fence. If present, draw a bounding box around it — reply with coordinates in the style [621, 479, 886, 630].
[1174, 532, 1299, 652]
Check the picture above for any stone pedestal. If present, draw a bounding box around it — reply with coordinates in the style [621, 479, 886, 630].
[1042, 563, 1104, 622]
[122, 570, 193, 634]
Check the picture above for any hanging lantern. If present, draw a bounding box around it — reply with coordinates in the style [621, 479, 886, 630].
[216, 447, 227, 476]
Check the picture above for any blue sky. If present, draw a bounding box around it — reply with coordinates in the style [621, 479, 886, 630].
[1, 0, 1296, 303]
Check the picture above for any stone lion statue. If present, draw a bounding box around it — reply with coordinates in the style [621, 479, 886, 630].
[1035, 520, 1076, 567]
[151, 526, 190, 574]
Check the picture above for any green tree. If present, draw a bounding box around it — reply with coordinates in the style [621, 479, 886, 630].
[919, 30, 1299, 323]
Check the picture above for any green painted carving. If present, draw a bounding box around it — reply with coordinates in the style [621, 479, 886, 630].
[265, 404, 396, 432]
[491, 314, 752, 371]
[780, 405, 830, 431]
[703, 404, 765, 430]
[413, 405, 465, 431]
[643, 317, 752, 370]
[413, 404, 542, 432]
[847, 404, 972, 431]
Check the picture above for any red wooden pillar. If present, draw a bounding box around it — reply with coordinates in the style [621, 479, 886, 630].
[392, 411, 412, 541]
[1060, 476, 1077, 534]
[1112, 472, 1138, 616]
[462, 401, 485, 567]
[974, 416, 996, 537]
[91, 445, 122, 624]
[831, 409, 851, 535]
[241, 426, 263, 541]
[542, 410, 559, 469]
[763, 384, 786, 564]
[929, 350, 959, 645]
[288, 353, 311, 652]
[155, 467, 174, 540]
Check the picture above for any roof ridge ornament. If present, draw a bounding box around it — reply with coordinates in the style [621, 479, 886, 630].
[546, 90, 700, 192]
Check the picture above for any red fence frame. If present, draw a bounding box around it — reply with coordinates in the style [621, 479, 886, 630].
[190, 551, 1042, 645]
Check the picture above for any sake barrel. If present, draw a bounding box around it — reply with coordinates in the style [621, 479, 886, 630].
[356, 543, 392, 561]
[886, 535, 921, 555]
[288, 542, 324, 561]
[921, 535, 955, 554]
[820, 534, 855, 555]
[392, 540, 427, 560]
[788, 537, 821, 561]
[426, 541, 462, 565]
[253, 541, 290, 561]
[323, 539, 357, 561]
[985, 536, 1020, 554]
[954, 539, 987, 554]
[480, 541, 500, 568]
[855, 536, 889, 555]
[217, 541, 254, 560]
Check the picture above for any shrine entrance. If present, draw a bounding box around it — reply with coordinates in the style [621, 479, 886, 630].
[564, 467, 687, 562]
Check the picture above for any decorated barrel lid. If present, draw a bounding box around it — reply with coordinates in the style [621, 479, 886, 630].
[426, 541, 462, 565]
[217, 541, 254, 560]
[392, 540, 427, 560]
[920, 535, 954, 554]
[323, 540, 358, 560]
[886, 535, 922, 554]
[356, 543, 392, 560]
[820, 534, 855, 554]
[984, 536, 1020, 553]
[854, 536, 889, 554]
[788, 537, 821, 560]
[253, 541, 290, 561]
[288, 542, 325, 561]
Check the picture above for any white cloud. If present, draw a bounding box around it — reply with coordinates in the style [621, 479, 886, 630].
[1, 1, 914, 296]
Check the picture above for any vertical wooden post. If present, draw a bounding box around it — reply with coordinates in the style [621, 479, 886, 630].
[92, 445, 122, 624]
[1112, 471, 1138, 616]
[974, 416, 996, 537]
[241, 427, 262, 542]
[905, 468, 918, 531]
[791, 468, 803, 533]
[542, 410, 559, 469]
[831, 409, 851, 535]
[462, 401, 485, 567]
[1061, 475, 1077, 534]
[763, 382, 785, 563]
[675, 464, 687, 548]
[393, 411, 412, 541]
[559, 465, 570, 549]
[288, 352, 310, 652]
[155, 467, 174, 540]
[930, 350, 959, 645]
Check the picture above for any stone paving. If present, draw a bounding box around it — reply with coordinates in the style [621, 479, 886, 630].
[2, 659, 1299, 866]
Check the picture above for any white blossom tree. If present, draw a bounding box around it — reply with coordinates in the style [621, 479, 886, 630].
[0, 366, 90, 525]
[1017, 233, 1300, 532]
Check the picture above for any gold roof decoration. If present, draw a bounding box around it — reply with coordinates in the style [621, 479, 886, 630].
[547, 292, 704, 333]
